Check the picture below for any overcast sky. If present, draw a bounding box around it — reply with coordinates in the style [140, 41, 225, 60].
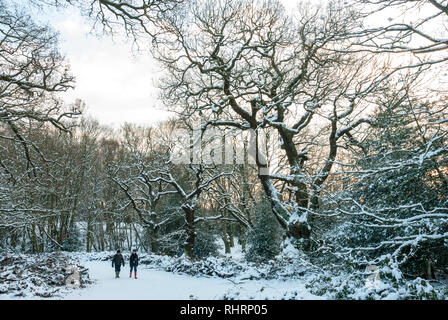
[43, 6, 171, 128]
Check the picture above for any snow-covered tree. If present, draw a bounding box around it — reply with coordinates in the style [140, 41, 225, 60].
[319, 78, 448, 279]
[153, 0, 393, 246]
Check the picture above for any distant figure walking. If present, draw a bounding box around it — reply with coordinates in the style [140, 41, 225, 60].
[129, 249, 139, 279]
[112, 250, 125, 278]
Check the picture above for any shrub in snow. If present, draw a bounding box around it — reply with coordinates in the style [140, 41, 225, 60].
[305, 258, 448, 300]
[162, 256, 246, 278]
[146, 223, 185, 257]
[245, 202, 282, 263]
[61, 225, 83, 252]
[193, 227, 219, 259]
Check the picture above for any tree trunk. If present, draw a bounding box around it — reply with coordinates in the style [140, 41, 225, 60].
[222, 235, 231, 254]
[150, 227, 159, 253]
[259, 175, 311, 240]
[99, 222, 105, 251]
[239, 237, 246, 252]
[426, 260, 435, 280]
[254, 130, 311, 242]
[132, 224, 148, 252]
[221, 223, 231, 254]
[86, 218, 92, 252]
[183, 206, 195, 260]
[228, 225, 235, 248]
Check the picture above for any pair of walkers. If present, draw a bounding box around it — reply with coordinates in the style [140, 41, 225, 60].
[111, 249, 139, 279]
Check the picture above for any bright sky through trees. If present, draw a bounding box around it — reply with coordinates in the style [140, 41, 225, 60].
[39, 5, 171, 128]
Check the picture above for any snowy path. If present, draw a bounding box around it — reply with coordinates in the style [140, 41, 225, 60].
[63, 261, 321, 300]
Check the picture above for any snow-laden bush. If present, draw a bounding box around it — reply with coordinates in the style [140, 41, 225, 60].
[193, 229, 219, 259]
[61, 225, 83, 252]
[245, 202, 282, 263]
[305, 258, 448, 300]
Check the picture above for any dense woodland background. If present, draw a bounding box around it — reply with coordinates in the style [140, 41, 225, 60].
[1, 0, 448, 297]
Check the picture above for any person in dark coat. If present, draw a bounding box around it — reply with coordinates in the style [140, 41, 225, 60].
[129, 249, 139, 279]
[112, 249, 125, 278]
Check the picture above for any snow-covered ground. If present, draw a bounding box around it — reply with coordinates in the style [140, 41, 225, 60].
[63, 260, 321, 300]
[3, 248, 446, 299]
[0, 243, 323, 300]
[60, 238, 321, 300]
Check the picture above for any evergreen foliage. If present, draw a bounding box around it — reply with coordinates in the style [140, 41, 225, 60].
[245, 201, 282, 263]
